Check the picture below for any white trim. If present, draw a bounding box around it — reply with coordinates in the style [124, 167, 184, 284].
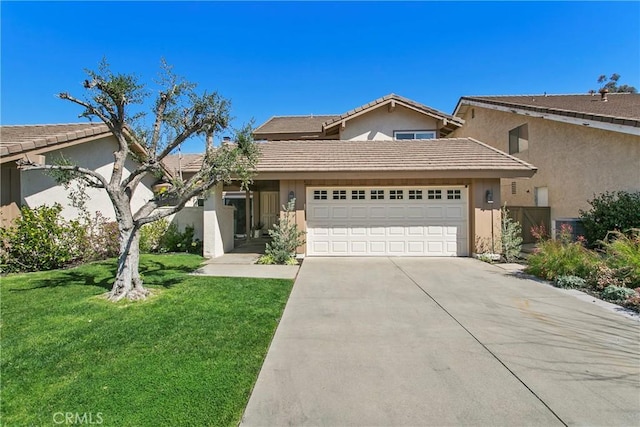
[458, 100, 640, 136]
[393, 130, 437, 140]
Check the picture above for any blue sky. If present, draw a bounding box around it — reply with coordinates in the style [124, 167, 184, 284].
[2, 1, 639, 153]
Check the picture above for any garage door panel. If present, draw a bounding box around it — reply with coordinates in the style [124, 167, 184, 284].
[307, 187, 468, 256]
[350, 206, 368, 219]
[426, 207, 444, 219]
[369, 207, 386, 218]
[332, 206, 349, 219]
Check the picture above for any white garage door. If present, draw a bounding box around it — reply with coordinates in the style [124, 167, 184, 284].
[306, 186, 468, 256]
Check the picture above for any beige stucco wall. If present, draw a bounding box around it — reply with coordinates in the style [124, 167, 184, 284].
[275, 177, 501, 256]
[453, 106, 640, 223]
[20, 135, 155, 221]
[340, 105, 440, 140]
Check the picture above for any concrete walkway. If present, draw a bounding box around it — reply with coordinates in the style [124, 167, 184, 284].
[192, 238, 299, 280]
[241, 257, 640, 426]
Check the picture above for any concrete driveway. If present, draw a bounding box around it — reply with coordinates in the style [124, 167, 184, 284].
[241, 258, 640, 426]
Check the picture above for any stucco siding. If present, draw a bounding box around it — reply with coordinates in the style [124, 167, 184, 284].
[453, 106, 640, 222]
[340, 105, 440, 140]
[20, 135, 154, 221]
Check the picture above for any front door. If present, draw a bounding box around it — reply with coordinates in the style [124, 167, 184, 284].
[260, 191, 279, 230]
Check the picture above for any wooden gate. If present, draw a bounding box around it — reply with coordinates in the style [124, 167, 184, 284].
[506, 206, 551, 244]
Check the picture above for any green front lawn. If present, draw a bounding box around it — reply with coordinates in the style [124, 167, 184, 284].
[1, 254, 294, 426]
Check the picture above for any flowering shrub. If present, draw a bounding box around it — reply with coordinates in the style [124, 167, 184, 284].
[601, 230, 640, 288]
[526, 233, 600, 281]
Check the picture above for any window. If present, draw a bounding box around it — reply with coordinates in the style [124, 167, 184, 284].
[394, 130, 436, 140]
[370, 190, 384, 200]
[535, 187, 548, 207]
[409, 190, 423, 200]
[447, 189, 461, 200]
[427, 189, 442, 200]
[313, 190, 327, 200]
[508, 124, 529, 154]
[351, 190, 365, 200]
[390, 190, 404, 200]
[333, 190, 346, 200]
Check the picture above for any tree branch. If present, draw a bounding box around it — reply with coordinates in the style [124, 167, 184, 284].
[20, 163, 108, 189]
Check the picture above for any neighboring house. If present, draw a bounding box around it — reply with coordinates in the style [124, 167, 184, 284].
[0, 123, 155, 227]
[169, 94, 537, 257]
[452, 93, 640, 237]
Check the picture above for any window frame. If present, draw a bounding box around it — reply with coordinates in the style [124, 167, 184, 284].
[393, 130, 437, 140]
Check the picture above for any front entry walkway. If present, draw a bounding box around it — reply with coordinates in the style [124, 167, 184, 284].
[241, 257, 639, 426]
[193, 238, 299, 280]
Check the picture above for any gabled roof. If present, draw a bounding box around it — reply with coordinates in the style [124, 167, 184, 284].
[454, 93, 640, 133]
[255, 138, 535, 178]
[163, 153, 205, 174]
[1, 123, 111, 162]
[322, 94, 463, 136]
[254, 115, 339, 136]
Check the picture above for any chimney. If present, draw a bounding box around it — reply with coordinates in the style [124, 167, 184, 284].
[222, 136, 231, 145]
[599, 88, 609, 102]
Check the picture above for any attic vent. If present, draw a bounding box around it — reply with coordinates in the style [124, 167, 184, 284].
[511, 181, 517, 195]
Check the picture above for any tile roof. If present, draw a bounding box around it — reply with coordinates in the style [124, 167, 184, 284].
[322, 93, 463, 131]
[163, 153, 205, 174]
[458, 93, 640, 127]
[157, 139, 535, 176]
[254, 115, 339, 135]
[1, 123, 111, 159]
[255, 139, 535, 173]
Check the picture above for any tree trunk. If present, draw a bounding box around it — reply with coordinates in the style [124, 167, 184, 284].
[108, 226, 148, 301]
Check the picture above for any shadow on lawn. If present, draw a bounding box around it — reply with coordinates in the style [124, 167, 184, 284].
[9, 257, 200, 292]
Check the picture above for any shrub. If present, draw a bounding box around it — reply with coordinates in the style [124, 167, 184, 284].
[601, 285, 636, 301]
[501, 206, 523, 262]
[82, 212, 119, 260]
[525, 237, 600, 281]
[588, 264, 631, 290]
[262, 199, 305, 265]
[554, 275, 587, 289]
[601, 230, 640, 288]
[579, 191, 640, 247]
[160, 224, 202, 254]
[140, 219, 170, 253]
[0, 204, 84, 272]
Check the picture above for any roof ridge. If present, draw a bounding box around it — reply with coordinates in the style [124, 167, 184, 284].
[0, 122, 108, 128]
[463, 92, 638, 98]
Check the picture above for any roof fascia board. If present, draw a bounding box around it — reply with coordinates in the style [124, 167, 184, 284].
[459, 99, 640, 136]
[253, 169, 536, 180]
[0, 132, 113, 164]
[323, 99, 461, 132]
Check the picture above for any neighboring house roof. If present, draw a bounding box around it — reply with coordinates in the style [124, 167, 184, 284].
[0, 123, 111, 163]
[454, 93, 640, 134]
[322, 93, 463, 137]
[254, 115, 339, 136]
[163, 153, 204, 174]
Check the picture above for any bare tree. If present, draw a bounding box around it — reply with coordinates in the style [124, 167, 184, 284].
[596, 73, 637, 93]
[21, 60, 259, 301]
